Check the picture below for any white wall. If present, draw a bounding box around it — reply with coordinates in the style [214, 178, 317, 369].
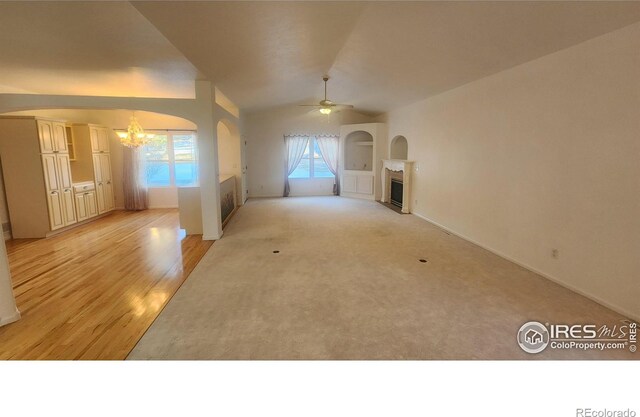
[243, 106, 374, 197]
[383, 22, 640, 320]
[0, 109, 196, 214]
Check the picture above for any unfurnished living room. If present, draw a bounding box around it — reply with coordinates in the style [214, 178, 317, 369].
[0, 1, 638, 414]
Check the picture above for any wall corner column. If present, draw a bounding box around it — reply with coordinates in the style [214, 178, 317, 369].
[195, 80, 223, 240]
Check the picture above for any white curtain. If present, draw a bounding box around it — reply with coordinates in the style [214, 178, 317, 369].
[123, 146, 148, 210]
[283, 135, 309, 197]
[315, 135, 340, 195]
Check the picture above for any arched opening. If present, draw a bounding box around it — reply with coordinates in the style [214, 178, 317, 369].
[390, 135, 408, 160]
[344, 130, 373, 171]
[0, 108, 197, 215]
[217, 119, 242, 225]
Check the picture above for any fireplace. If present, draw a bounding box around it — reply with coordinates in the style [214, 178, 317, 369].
[381, 159, 414, 213]
[390, 179, 403, 207]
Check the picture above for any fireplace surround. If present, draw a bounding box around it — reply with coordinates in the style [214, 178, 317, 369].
[380, 159, 414, 213]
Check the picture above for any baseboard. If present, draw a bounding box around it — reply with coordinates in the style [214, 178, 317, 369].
[411, 211, 640, 323]
[202, 231, 222, 241]
[0, 308, 20, 327]
[148, 205, 179, 209]
[248, 194, 282, 199]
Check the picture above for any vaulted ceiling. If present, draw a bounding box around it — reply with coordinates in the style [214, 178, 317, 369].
[2, 1, 640, 114]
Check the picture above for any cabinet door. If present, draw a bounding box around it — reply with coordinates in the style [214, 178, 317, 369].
[56, 154, 73, 190]
[103, 182, 114, 211]
[37, 120, 55, 153]
[93, 154, 103, 183]
[75, 193, 88, 222]
[52, 122, 68, 153]
[85, 191, 98, 218]
[96, 183, 106, 214]
[97, 128, 110, 152]
[61, 188, 77, 226]
[42, 154, 60, 191]
[47, 190, 65, 230]
[100, 153, 112, 182]
[89, 127, 100, 153]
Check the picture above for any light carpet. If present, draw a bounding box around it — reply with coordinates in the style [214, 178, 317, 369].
[128, 197, 634, 359]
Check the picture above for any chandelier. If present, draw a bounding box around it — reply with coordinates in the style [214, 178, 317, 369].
[116, 115, 155, 148]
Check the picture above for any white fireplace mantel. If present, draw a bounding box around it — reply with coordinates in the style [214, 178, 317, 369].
[380, 159, 414, 213]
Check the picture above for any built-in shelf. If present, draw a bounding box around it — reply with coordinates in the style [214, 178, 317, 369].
[65, 125, 76, 161]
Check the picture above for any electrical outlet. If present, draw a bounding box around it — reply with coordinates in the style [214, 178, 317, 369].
[551, 249, 559, 259]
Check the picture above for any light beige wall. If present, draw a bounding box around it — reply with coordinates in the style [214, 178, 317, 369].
[244, 106, 374, 197]
[0, 109, 196, 213]
[384, 22, 640, 320]
[217, 121, 243, 204]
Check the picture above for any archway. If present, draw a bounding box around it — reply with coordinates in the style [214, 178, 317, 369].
[390, 135, 408, 160]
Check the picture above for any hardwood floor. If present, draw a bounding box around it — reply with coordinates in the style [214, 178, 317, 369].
[0, 209, 213, 360]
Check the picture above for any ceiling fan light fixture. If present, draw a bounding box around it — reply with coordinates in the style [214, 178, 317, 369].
[319, 107, 332, 115]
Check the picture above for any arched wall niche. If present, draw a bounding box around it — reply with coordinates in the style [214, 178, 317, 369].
[344, 130, 373, 171]
[390, 135, 408, 160]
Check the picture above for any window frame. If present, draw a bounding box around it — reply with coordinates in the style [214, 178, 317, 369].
[288, 136, 335, 180]
[143, 130, 198, 188]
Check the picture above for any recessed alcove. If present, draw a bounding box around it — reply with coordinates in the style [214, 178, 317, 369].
[390, 135, 408, 160]
[344, 130, 373, 171]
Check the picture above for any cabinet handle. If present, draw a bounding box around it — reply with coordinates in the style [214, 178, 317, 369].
[84, 192, 90, 195]
[107, 181, 111, 184]
[51, 191, 58, 195]
[64, 189, 71, 193]
[53, 150, 59, 153]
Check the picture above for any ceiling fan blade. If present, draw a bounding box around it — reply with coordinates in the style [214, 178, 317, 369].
[331, 104, 354, 109]
[298, 104, 322, 107]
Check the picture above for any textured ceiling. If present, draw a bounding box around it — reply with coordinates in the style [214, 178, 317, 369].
[132, 1, 640, 113]
[2, 1, 640, 113]
[0, 1, 198, 98]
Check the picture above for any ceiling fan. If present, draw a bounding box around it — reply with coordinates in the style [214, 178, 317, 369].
[298, 76, 354, 115]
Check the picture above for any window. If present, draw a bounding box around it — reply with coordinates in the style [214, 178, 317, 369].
[289, 137, 334, 179]
[143, 131, 198, 187]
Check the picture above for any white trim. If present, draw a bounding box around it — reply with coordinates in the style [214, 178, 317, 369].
[0, 309, 21, 327]
[411, 211, 640, 323]
[248, 194, 282, 199]
[202, 232, 222, 241]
